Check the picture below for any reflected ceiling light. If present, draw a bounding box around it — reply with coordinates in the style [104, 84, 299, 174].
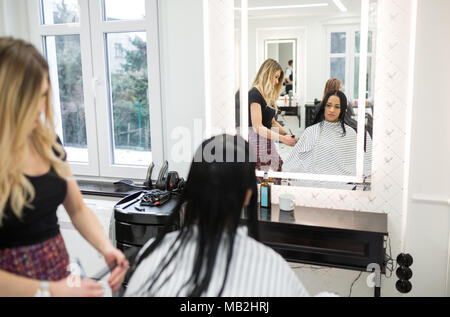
[332, 0, 348, 12]
[235, 3, 329, 11]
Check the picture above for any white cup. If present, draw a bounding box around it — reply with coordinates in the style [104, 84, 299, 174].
[279, 194, 295, 211]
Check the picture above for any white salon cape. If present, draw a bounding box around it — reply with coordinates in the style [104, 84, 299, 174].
[282, 121, 372, 188]
[125, 226, 311, 297]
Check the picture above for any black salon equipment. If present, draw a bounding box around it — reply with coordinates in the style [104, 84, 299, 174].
[395, 253, 413, 294]
[155, 161, 169, 190]
[289, 129, 296, 138]
[143, 162, 155, 189]
[140, 189, 171, 207]
[114, 189, 180, 289]
[113, 179, 147, 189]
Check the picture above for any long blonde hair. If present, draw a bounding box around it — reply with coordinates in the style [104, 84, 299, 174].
[0, 37, 67, 226]
[252, 59, 284, 111]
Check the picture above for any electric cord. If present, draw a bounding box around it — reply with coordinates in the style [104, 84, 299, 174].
[384, 236, 397, 278]
[348, 271, 363, 297]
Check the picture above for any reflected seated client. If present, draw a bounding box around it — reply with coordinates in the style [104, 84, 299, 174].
[282, 90, 372, 176]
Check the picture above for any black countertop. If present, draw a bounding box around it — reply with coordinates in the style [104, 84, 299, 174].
[79, 181, 387, 234]
[78, 180, 142, 198]
[253, 205, 388, 234]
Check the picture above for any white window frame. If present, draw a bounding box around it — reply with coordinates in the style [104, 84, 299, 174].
[27, 0, 164, 180]
[326, 26, 376, 103]
[326, 26, 355, 99]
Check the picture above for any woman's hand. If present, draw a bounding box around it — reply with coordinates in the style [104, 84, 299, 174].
[280, 135, 298, 147]
[50, 276, 104, 297]
[103, 247, 129, 293]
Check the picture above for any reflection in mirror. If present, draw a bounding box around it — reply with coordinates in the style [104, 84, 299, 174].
[265, 39, 296, 96]
[235, 0, 377, 191]
[234, 0, 242, 129]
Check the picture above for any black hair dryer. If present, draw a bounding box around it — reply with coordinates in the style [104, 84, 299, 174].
[144, 162, 155, 189]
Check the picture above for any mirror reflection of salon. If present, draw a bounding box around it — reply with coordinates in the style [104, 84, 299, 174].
[235, 0, 377, 189]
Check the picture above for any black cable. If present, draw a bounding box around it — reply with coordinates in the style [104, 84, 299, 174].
[383, 236, 397, 278]
[348, 271, 363, 297]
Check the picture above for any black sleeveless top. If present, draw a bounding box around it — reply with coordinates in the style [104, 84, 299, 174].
[0, 139, 68, 249]
[248, 87, 276, 130]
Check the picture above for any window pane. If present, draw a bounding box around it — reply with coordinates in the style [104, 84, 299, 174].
[103, 0, 145, 21]
[41, 0, 79, 25]
[106, 32, 151, 166]
[355, 31, 373, 54]
[331, 57, 346, 91]
[44, 35, 88, 163]
[331, 32, 346, 54]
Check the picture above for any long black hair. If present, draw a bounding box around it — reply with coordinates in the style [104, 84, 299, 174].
[313, 90, 348, 136]
[129, 134, 259, 297]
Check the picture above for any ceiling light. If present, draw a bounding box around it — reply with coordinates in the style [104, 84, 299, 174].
[235, 3, 329, 11]
[332, 0, 348, 12]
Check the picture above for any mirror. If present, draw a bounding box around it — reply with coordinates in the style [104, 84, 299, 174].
[234, 0, 377, 190]
[265, 39, 297, 97]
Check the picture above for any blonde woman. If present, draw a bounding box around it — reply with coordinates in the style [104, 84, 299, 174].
[0, 37, 129, 297]
[248, 59, 298, 174]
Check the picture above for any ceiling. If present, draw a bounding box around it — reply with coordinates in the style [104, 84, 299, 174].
[235, 0, 362, 19]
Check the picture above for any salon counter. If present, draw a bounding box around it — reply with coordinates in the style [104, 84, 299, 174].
[78, 180, 140, 198]
[241, 205, 388, 282]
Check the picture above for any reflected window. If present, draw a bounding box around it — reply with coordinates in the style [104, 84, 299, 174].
[331, 32, 346, 54]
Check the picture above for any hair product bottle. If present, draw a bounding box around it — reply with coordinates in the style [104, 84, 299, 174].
[260, 173, 272, 209]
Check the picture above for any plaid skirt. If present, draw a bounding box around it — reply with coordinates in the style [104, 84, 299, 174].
[0, 233, 70, 281]
[248, 130, 283, 172]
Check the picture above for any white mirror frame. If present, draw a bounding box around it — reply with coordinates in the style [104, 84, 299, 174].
[239, 0, 370, 184]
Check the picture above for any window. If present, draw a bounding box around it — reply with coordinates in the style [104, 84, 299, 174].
[327, 27, 375, 103]
[329, 31, 347, 91]
[29, 0, 163, 179]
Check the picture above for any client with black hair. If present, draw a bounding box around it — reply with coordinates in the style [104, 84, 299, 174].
[125, 134, 310, 297]
[283, 90, 372, 176]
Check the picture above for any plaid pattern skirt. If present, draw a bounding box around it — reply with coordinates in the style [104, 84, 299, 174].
[0, 233, 70, 281]
[248, 130, 283, 185]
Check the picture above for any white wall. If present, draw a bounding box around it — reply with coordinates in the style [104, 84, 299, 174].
[158, 0, 206, 178]
[0, 1, 5, 35]
[404, 0, 450, 296]
[0, 0, 30, 40]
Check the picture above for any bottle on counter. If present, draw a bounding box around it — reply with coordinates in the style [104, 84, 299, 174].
[260, 173, 272, 209]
